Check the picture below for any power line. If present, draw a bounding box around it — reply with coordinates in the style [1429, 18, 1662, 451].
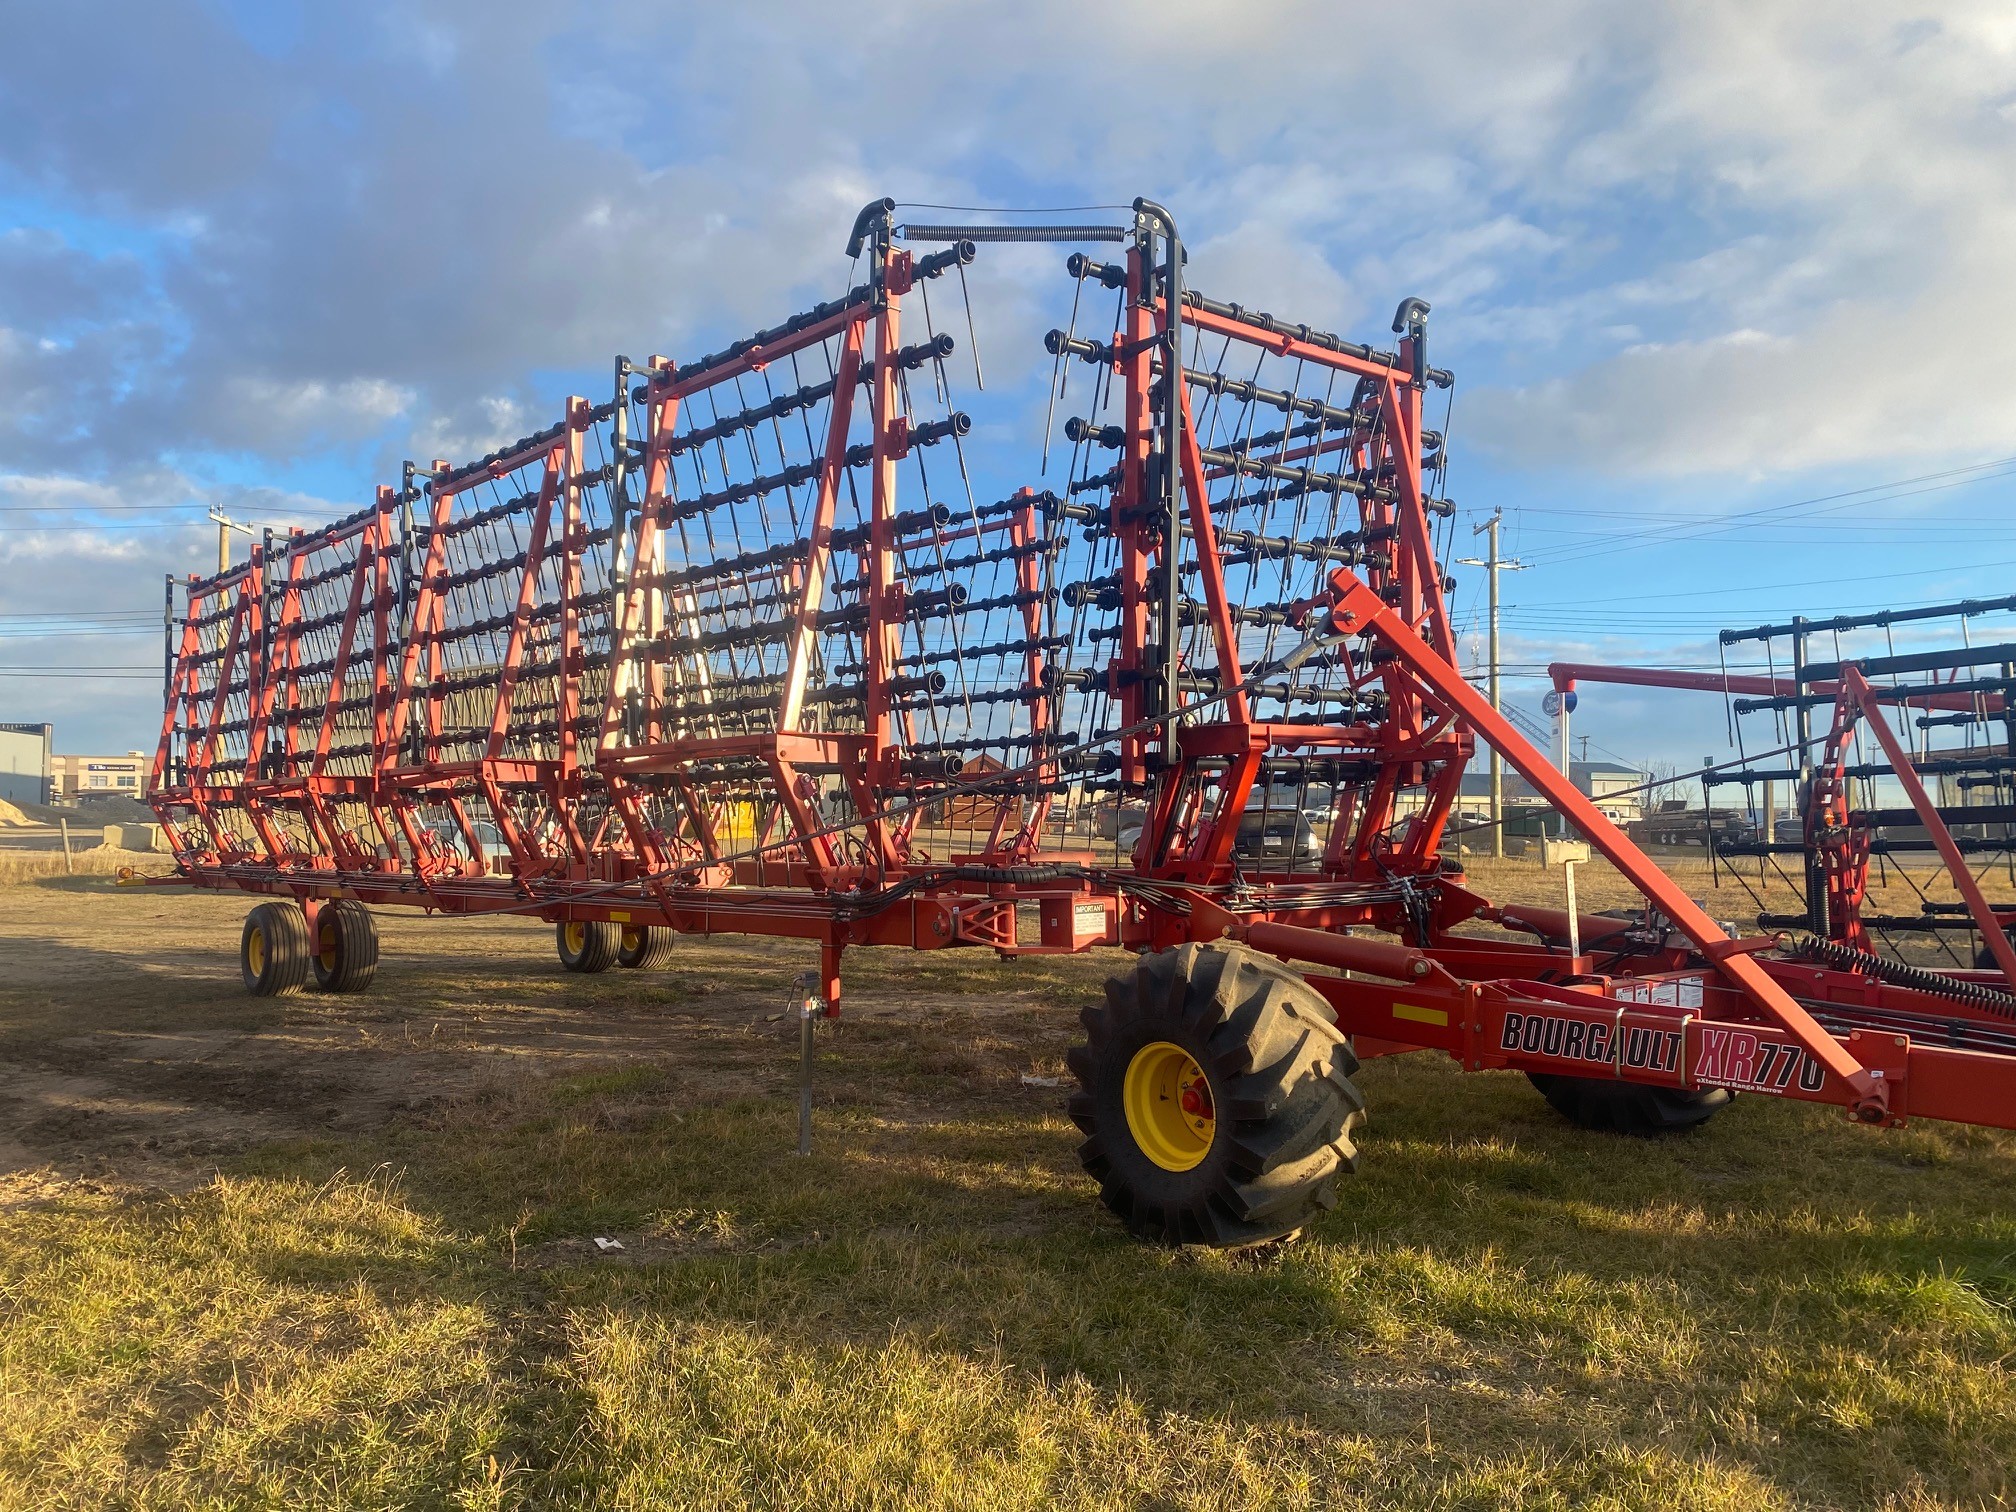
[0, 610, 162, 619]
[1518, 458, 2016, 569]
[0, 628, 158, 639]
[0, 503, 206, 512]
[0, 524, 217, 534]
[0, 670, 161, 679]
[1552, 568, 2016, 606]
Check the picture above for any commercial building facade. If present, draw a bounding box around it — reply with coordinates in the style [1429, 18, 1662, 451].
[52, 750, 151, 801]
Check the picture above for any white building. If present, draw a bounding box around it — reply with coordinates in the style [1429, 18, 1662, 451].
[0, 722, 53, 806]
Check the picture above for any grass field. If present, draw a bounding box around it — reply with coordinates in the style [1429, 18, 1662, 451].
[1, 854, 2012, 1509]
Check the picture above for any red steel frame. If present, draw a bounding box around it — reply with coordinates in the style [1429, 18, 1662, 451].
[148, 201, 2016, 1140]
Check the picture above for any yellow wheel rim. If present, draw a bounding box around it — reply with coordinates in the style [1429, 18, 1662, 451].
[318, 921, 338, 971]
[564, 922, 586, 953]
[622, 927, 641, 952]
[1123, 1041, 1216, 1172]
[247, 926, 266, 977]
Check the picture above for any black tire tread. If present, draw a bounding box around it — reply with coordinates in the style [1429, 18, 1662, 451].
[617, 925, 676, 970]
[312, 900, 379, 994]
[557, 920, 620, 974]
[1067, 942, 1364, 1247]
[241, 901, 311, 997]
[1526, 1071, 1731, 1135]
[1974, 925, 2016, 972]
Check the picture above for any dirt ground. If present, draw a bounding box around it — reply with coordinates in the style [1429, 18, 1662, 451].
[1, 849, 2009, 1198]
[0, 871, 1115, 1200]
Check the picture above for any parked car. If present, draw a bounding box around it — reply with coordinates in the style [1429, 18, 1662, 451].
[1116, 801, 1324, 863]
[1233, 803, 1324, 862]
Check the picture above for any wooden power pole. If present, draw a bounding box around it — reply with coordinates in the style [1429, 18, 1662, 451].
[1459, 511, 1525, 857]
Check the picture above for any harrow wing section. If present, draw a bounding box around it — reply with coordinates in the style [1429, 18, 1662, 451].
[1044, 249, 1466, 898]
[153, 232, 1055, 910]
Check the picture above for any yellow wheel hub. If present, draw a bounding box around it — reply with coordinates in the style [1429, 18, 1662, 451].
[564, 922, 587, 953]
[318, 921, 339, 970]
[247, 926, 266, 977]
[621, 927, 641, 952]
[1123, 1041, 1216, 1172]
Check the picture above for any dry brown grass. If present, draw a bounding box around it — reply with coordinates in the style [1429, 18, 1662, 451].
[0, 845, 158, 888]
[1462, 850, 2016, 968]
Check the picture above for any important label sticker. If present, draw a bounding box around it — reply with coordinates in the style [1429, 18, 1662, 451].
[1613, 975, 1706, 1009]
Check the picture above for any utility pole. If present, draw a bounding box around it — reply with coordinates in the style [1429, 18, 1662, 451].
[205, 509, 260, 673]
[1458, 510, 1525, 857]
[208, 507, 257, 575]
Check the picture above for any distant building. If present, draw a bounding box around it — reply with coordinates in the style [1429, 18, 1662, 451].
[0, 722, 54, 806]
[1573, 759, 1649, 814]
[52, 750, 151, 801]
[1455, 758, 1649, 821]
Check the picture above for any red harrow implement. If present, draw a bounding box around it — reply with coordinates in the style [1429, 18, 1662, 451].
[152, 200, 2016, 1246]
[1553, 598, 2016, 989]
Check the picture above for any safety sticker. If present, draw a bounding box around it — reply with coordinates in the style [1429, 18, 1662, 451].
[1613, 975, 1705, 1009]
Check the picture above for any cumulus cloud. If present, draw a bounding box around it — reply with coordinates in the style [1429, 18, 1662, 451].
[1463, 2, 2016, 475]
[5, 0, 2016, 749]
[11, 0, 2004, 484]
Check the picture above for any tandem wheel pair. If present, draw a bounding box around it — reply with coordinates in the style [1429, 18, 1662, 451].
[239, 898, 379, 996]
[554, 920, 675, 974]
[237, 903, 678, 995]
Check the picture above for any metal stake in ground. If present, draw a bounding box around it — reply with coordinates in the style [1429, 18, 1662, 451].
[797, 971, 820, 1156]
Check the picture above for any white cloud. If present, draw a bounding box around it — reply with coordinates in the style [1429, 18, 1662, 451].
[208, 375, 416, 455]
[12, 0, 2007, 487]
[1463, 1, 2016, 475]
[408, 395, 542, 463]
[1186, 223, 1357, 336]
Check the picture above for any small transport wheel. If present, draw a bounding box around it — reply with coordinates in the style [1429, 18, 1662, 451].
[556, 919, 620, 973]
[311, 900, 380, 994]
[1067, 942, 1365, 1248]
[1526, 1072, 1731, 1135]
[1974, 926, 2016, 972]
[616, 924, 675, 970]
[241, 901, 311, 997]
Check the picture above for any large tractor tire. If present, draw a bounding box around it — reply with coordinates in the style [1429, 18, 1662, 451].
[311, 900, 379, 994]
[616, 924, 675, 970]
[241, 901, 312, 997]
[1526, 1072, 1731, 1135]
[1067, 942, 1364, 1248]
[1973, 925, 2016, 972]
[556, 919, 620, 974]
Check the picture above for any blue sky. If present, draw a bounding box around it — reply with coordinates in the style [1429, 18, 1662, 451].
[3, 0, 2015, 770]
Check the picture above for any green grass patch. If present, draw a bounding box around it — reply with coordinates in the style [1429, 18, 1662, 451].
[547, 1064, 671, 1106]
[71, 1055, 2014, 1508]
